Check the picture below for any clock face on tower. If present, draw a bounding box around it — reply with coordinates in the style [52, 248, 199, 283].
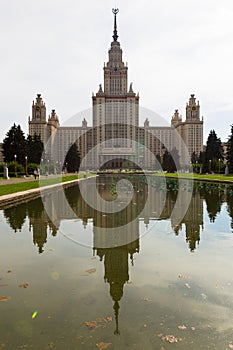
[192, 106, 196, 111]
[114, 66, 118, 72]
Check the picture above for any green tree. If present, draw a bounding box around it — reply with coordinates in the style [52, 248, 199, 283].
[155, 154, 161, 171]
[63, 143, 80, 173]
[2, 124, 27, 164]
[201, 130, 224, 173]
[26, 134, 44, 164]
[162, 148, 179, 173]
[191, 151, 198, 164]
[170, 148, 180, 172]
[226, 125, 233, 173]
[206, 130, 224, 162]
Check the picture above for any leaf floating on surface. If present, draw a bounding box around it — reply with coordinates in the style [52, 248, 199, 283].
[19, 283, 29, 289]
[140, 297, 151, 302]
[178, 275, 190, 279]
[178, 325, 187, 330]
[0, 296, 11, 302]
[86, 268, 96, 274]
[158, 333, 182, 343]
[84, 321, 105, 330]
[96, 342, 112, 349]
[84, 317, 112, 330]
[200, 293, 207, 300]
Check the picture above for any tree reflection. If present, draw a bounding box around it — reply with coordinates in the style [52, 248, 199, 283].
[226, 191, 233, 231]
[3, 197, 58, 253]
[4, 202, 27, 232]
[198, 183, 224, 222]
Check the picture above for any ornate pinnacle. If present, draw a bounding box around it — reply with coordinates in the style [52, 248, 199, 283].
[112, 8, 119, 41]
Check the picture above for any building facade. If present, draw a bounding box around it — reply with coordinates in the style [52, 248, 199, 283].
[28, 9, 203, 170]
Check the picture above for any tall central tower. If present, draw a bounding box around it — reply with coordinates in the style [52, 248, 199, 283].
[92, 9, 139, 169]
[104, 9, 128, 95]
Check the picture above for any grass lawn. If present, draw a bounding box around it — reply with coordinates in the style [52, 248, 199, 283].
[0, 173, 94, 196]
[154, 172, 233, 182]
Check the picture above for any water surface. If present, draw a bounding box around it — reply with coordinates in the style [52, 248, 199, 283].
[1, 175, 233, 349]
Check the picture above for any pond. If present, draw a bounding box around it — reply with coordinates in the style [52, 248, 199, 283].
[1, 175, 233, 349]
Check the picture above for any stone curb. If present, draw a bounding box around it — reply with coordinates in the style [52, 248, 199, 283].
[0, 177, 91, 210]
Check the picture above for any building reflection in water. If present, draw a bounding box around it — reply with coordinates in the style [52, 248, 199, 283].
[95, 240, 139, 334]
[4, 176, 233, 254]
[3, 175, 233, 333]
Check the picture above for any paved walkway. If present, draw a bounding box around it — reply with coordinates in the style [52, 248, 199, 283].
[0, 173, 77, 186]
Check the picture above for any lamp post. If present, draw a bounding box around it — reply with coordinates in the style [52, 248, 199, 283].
[218, 158, 221, 174]
[25, 156, 28, 176]
[209, 159, 211, 173]
[41, 158, 43, 175]
[14, 154, 17, 177]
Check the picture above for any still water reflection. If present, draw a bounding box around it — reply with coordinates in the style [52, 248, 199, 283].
[1, 175, 233, 349]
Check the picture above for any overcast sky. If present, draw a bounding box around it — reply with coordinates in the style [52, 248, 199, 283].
[1, 0, 233, 143]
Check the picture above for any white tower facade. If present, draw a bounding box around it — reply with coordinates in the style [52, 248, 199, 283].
[92, 9, 139, 169]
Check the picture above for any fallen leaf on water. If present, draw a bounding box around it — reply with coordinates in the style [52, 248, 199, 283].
[178, 325, 187, 330]
[84, 317, 112, 330]
[84, 321, 100, 330]
[178, 275, 189, 279]
[191, 327, 196, 331]
[0, 344, 5, 349]
[6, 270, 12, 274]
[185, 283, 191, 289]
[141, 297, 151, 302]
[86, 268, 96, 274]
[158, 333, 182, 343]
[228, 344, 233, 349]
[0, 296, 11, 302]
[19, 283, 29, 289]
[201, 293, 207, 300]
[96, 342, 111, 349]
